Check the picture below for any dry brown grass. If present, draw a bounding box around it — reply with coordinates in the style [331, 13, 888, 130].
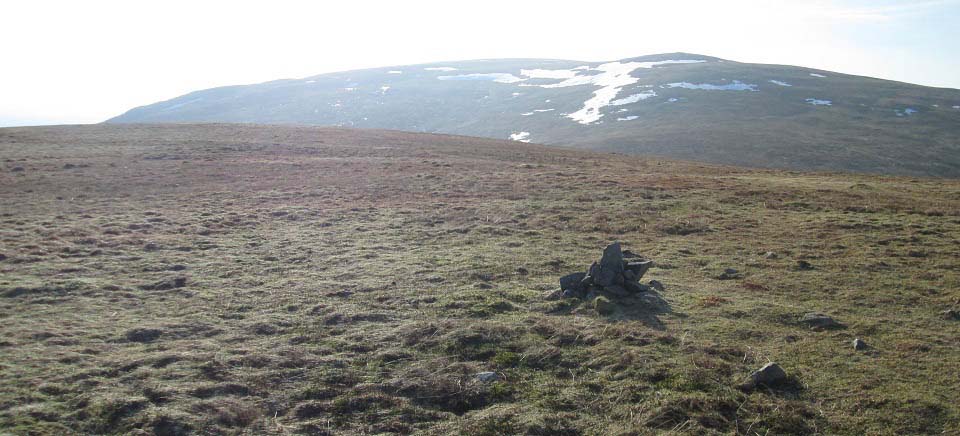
[0, 124, 958, 435]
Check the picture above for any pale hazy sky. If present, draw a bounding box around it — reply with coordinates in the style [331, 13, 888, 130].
[2, 0, 958, 127]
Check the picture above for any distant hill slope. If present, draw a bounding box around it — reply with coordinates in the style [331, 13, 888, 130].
[107, 53, 960, 177]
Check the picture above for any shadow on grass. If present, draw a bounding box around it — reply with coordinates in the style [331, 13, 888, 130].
[548, 289, 678, 330]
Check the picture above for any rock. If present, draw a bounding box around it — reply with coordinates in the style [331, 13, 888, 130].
[11, 166, 24, 172]
[941, 309, 960, 321]
[718, 268, 741, 280]
[0, 254, 6, 262]
[595, 243, 624, 287]
[741, 362, 787, 390]
[594, 296, 615, 315]
[622, 249, 640, 258]
[853, 338, 868, 350]
[649, 280, 665, 292]
[139, 277, 187, 291]
[796, 260, 815, 270]
[623, 270, 637, 281]
[764, 251, 778, 259]
[516, 267, 528, 275]
[624, 280, 649, 294]
[624, 261, 654, 280]
[799, 312, 843, 330]
[561, 289, 578, 299]
[125, 328, 163, 343]
[604, 284, 629, 297]
[475, 371, 499, 383]
[559, 272, 586, 291]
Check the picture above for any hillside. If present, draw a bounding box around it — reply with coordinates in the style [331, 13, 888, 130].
[107, 53, 960, 177]
[1, 124, 959, 435]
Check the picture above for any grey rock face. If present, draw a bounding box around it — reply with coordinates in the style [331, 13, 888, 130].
[741, 362, 787, 390]
[595, 243, 624, 287]
[625, 261, 654, 280]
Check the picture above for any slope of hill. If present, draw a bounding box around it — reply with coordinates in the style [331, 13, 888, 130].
[107, 53, 960, 177]
[2, 124, 959, 435]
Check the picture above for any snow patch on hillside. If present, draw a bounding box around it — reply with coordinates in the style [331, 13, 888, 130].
[438, 73, 525, 83]
[387, 70, 403, 74]
[509, 131, 531, 142]
[617, 116, 639, 121]
[424, 67, 457, 71]
[664, 81, 757, 91]
[380, 86, 390, 94]
[806, 98, 832, 106]
[769, 80, 792, 87]
[809, 73, 826, 78]
[522, 60, 705, 124]
[610, 90, 657, 105]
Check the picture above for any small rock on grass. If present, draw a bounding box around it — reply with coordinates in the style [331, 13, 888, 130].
[740, 362, 787, 390]
[796, 260, 815, 270]
[649, 280, 665, 292]
[799, 312, 843, 330]
[764, 251, 778, 259]
[941, 309, 959, 321]
[853, 338, 868, 350]
[126, 328, 163, 343]
[475, 372, 499, 383]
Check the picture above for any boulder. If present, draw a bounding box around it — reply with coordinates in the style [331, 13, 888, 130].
[852, 338, 868, 351]
[741, 362, 787, 390]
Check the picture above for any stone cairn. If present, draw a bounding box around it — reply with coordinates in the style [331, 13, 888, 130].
[556, 242, 654, 300]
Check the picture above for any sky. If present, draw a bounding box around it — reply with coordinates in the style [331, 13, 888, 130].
[2, 0, 959, 127]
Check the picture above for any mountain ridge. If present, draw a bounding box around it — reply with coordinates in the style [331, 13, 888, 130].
[107, 53, 960, 177]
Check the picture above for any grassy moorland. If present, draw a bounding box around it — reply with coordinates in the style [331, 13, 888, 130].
[0, 124, 958, 435]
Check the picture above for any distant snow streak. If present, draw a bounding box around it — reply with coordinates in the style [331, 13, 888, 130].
[664, 81, 758, 91]
[387, 70, 403, 74]
[424, 67, 458, 71]
[809, 73, 826, 78]
[617, 116, 639, 121]
[806, 98, 832, 106]
[509, 132, 531, 142]
[525, 60, 705, 124]
[769, 80, 792, 87]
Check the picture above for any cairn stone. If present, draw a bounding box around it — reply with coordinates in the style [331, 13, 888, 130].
[595, 243, 624, 287]
[559, 272, 586, 292]
[853, 338, 868, 351]
[551, 243, 655, 303]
